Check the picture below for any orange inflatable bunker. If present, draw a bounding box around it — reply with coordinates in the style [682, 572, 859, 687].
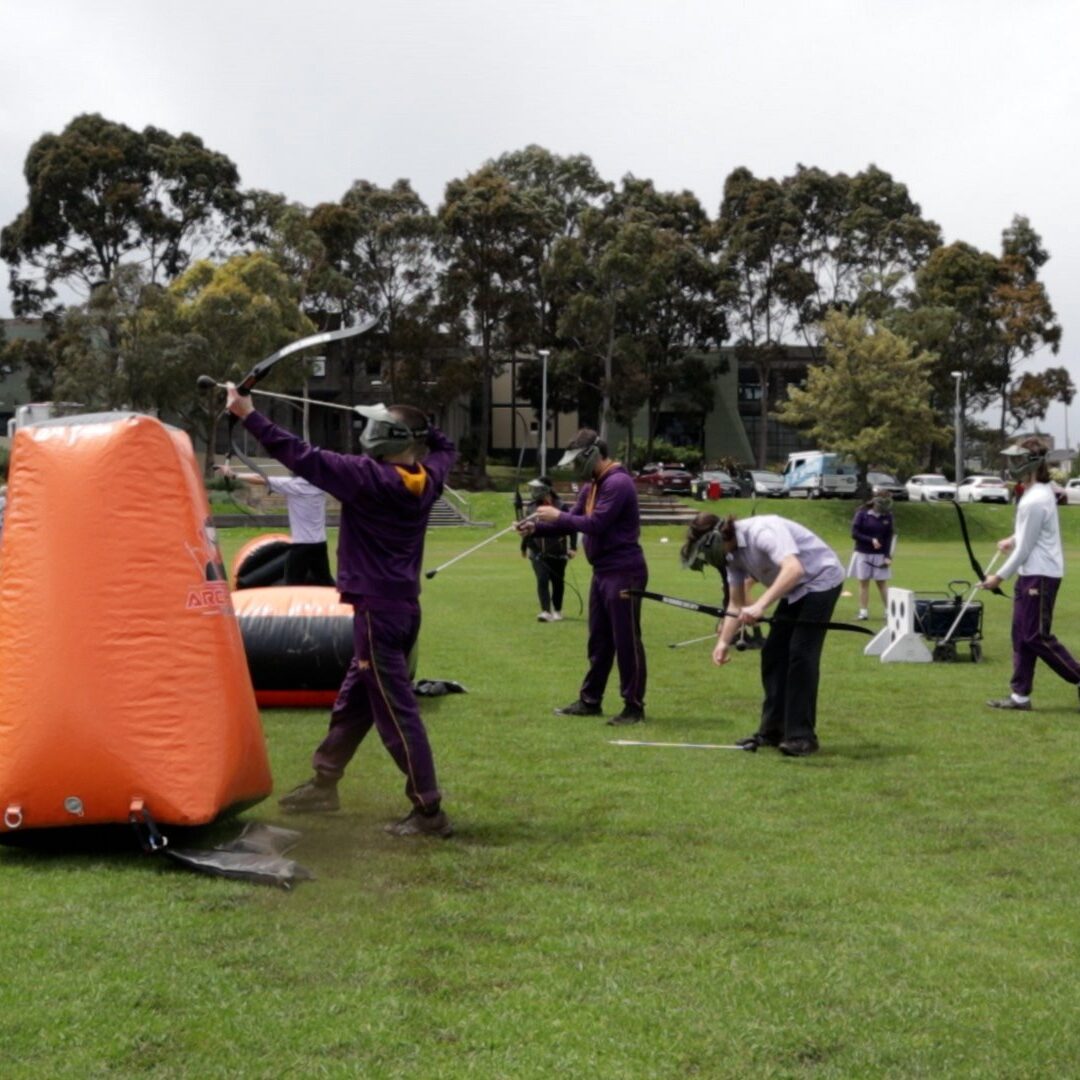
[0, 413, 272, 837]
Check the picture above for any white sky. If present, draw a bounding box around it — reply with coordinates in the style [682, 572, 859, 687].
[1, 0, 1077, 439]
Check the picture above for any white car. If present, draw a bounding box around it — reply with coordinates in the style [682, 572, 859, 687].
[1065, 479, 1080, 506]
[956, 476, 1010, 505]
[905, 474, 957, 502]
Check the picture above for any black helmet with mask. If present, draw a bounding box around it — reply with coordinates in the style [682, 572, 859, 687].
[527, 476, 555, 502]
[557, 430, 603, 480]
[355, 404, 429, 459]
[680, 514, 726, 573]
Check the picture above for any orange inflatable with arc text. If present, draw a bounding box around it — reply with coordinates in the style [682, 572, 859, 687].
[0, 413, 272, 836]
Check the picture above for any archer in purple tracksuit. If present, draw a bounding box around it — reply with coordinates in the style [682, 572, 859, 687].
[226, 386, 456, 838]
[519, 429, 648, 726]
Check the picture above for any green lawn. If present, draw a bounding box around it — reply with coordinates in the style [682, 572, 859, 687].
[3, 501, 1080, 1077]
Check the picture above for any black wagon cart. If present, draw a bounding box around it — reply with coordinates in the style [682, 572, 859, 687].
[914, 580, 985, 662]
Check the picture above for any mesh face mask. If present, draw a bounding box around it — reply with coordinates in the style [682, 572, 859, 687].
[355, 404, 428, 458]
[871, 496, 893, 513]
[1001, 443, 1047, 480]
[680, 527, 725, 572]
[527, 478, 554, 501]
[557, 440, 601, 479]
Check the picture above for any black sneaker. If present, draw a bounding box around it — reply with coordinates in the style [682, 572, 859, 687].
[735, 733, 780, 750]
[384, 807, 454, 838]
[987, 697, 1031, 711]
[278, 777, 340, 813]
[554, 699, 602, 717]
[779, 737, 819, 757]
[607, 705, 645, 726]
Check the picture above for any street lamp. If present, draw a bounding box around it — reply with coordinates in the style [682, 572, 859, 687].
[951, 370, 963, 483]
[538, 349, 550, 477]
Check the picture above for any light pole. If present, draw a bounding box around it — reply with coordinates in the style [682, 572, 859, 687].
[538, 349, 550, 477]
[951, 370, 963, 483]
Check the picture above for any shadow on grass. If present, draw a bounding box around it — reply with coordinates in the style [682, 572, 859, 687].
[830, 741, 919, 761]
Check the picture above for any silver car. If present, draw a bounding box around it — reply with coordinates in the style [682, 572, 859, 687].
[746, 470, 786, 497]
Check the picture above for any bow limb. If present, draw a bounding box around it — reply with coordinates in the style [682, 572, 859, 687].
[220, 316, 383, 500]
[952, 500, 1006, 597]
[626, 588, 875, 635]
[236, 316, 381, 394]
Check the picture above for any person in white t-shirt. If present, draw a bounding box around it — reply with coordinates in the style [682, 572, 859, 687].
[983, 438, 1080, 711]
[218, 466, 335, 587]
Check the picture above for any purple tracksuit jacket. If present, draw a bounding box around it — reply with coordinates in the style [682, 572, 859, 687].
[534, 464, 648, 710]
[241, 411, 456, 808]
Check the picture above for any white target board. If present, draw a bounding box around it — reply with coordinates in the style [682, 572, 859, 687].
[865, 587, 932, 662]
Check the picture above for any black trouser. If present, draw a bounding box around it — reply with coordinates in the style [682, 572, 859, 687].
[530, 554, 566, 613]
[285, 542, 335, 587]
[757, 584, 841, 742]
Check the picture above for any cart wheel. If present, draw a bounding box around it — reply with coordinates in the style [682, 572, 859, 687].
[933, 642, 957, 663]
[970, 643, 982, 663]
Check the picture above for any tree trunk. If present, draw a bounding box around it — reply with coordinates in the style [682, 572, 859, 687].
[756, 360, 770, 467]
[599, 317, 615, 443]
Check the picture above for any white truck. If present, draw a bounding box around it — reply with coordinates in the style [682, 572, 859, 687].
[782, 451, 858, 499]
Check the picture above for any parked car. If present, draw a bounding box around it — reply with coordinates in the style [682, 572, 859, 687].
[634, 462, 694, 496]
[741, 469, 786, 497]
[1065, 479, 1080, 506]
[905, 474, 957, 502]
[692, 469, 741, 500]
[866, 470, 908, 501]
[956, 476, 1010, 505]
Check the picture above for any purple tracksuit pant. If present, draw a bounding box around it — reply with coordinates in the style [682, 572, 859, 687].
[313, 603, 441, 809]
[1010, 575, 1080, 697]
[580, 570, 648, 711]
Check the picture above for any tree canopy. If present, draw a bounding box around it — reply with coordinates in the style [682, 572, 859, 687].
[0, 117, 1066, 479]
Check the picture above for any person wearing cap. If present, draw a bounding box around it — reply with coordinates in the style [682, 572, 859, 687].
[849, 488, 895, 620]
[215, 465, 335, 586]
[682, 512, 844, 757]
[984, 438, 1080, 712]
[520, 476, 577, 622]
[517, 429, 648, 726]
[225, 386, 457, 838]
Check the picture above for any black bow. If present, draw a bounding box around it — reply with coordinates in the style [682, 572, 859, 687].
[626, 588, 875, 635]
[217, 317, 381, 491]
[952, 500, 1007, 598]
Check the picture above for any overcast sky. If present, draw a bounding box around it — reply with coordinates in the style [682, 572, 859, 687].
[2, 0, 1077, 440]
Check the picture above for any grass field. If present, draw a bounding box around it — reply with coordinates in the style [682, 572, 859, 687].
[3, 499, 1080, 1077]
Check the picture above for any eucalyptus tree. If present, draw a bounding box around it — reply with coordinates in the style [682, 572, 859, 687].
[1008, 367, 1074, 433]
[784, 163, 940, 327]
[0, 113, 243, 316]
[438, 165, 545, 478]
[548, 178, 724, 451]
[990, 216, 1062, 436]
[898, 241, 1010, 418]
[715, 167, 814, 466]
[491, 145, 610, 349]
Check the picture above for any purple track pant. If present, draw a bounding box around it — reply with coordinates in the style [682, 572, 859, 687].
[1010, 575, 1080, 697]
[313, 605, 441, 809]
[579, 570, 647, 711]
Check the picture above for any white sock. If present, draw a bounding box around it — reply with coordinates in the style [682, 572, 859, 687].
[1011, 693, 1030, 704]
